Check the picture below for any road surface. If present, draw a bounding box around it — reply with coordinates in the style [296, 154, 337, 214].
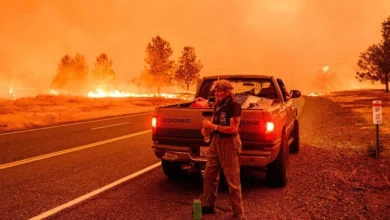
[4, 97, 381, 220]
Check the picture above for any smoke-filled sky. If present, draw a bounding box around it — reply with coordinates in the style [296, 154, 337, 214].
[1, 0, 389, 96]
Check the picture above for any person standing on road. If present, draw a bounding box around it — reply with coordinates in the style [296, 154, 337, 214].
[201, 79, 245, 220]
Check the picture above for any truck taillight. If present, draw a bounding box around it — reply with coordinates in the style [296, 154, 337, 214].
[265, 121, 276, 141]
[152, 117, 157, 127]
[266, 122, 274, 132]
[152, 117, 157, 135]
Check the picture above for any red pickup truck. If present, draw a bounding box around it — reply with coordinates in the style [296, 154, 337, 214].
[151, 75, 301, 187]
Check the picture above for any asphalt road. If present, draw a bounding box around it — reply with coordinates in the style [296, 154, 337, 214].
[0, 112, 159, 219]
[0, 98, 307, 220]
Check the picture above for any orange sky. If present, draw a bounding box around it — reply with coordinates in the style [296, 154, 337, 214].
[1, 0, 389, 96]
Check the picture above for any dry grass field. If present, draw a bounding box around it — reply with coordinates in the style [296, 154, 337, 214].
[325, 89, 389, 158]
[0, 95, 184, 133]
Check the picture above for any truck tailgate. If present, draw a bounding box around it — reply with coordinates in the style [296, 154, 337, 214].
[155, 107, 267, 145]
[156, 108, 213, 140]
[239, 110, 266, 142]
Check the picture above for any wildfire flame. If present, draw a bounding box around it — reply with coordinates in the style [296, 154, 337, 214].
[322, 66, 330, 73]
[50, 90, 59, 95]
[308, 91, 324, 97]
[87, 88, 180, 98]
[13, 87, 194, 100]
[9, 87, 16, 100]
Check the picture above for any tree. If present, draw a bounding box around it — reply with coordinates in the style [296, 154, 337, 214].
[52, 54, 72, 91]
[142, 35, 175, 95]
[382, 15, 390, 42]
[381, 15, 390, 92]
[174, 46, 203, 91]
[51, 53, 88, 95]
[356, 43, 389, 92]
[356, 16, 390, 92]
[72, 53, 89, 93]
[91, 53, 116, 90]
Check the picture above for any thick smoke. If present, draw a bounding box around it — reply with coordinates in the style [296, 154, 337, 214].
[0, 0, 389, 97]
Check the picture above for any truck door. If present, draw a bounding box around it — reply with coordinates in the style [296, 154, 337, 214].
[276, 79, 294, 135]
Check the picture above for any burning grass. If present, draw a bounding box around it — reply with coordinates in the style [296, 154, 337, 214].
[0, 95, 184, 133]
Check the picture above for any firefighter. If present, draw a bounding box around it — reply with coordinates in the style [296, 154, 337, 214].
[201, 79, 245, 220]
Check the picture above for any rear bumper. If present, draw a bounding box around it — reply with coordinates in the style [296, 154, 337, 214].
[152, 141, 281, 167]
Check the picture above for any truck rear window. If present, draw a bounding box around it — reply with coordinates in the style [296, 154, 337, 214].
[198, 78, 278, 100]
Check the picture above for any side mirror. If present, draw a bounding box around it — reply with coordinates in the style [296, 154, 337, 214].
[290, 90, 301, 98]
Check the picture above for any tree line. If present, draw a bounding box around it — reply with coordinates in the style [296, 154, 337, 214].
[51, 35, 202, 95]
[51, 53, 116, 95]
[356, 15, 390, 92]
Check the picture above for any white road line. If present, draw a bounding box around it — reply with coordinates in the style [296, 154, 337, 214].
[0, 112, 153, 136]
[29, 162, 161, 220]
[91, 122, 131, 130]
[0, 130, 152, 170]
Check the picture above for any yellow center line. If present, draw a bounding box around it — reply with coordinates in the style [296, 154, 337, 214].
[0, 130, 151, 170]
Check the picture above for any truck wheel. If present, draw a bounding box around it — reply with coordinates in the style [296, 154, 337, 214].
[266, 134, 289, 187]
[161, 160, 186, 180]
[289, 119, 300, 154]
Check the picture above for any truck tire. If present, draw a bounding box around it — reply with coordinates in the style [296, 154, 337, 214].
[266, 133, 289, 187]
[289, 119, 300, 154]
[161, 160, 186, 180]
